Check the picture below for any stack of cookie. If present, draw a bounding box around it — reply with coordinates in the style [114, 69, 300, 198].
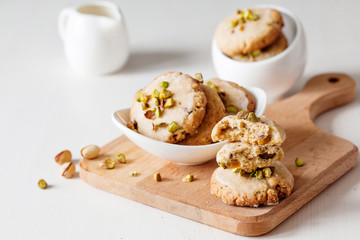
[215, 8, 287, 62]
[210, 111, 294, 207]
[129, 72, 255, 145]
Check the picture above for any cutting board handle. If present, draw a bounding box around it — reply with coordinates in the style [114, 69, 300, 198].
[285, 73, 356, 120]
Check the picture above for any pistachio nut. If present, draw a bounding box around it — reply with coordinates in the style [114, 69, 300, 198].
[38, 179, 47, 189]
[164, 98, 175, 108]
[235, 109, 249, 119]
[295, 157, 304, 167]
[61, 162, 76, 178]
[99, 159, 116, 169]
[136, 92, 143, 102]
[81, 145, 100, 159]
[194, 73, 203, 83]
[206, 81, 219, 92]
[140, 94, 148, 103]
[182, 174, 193, 182]
[225, 105, 239, 114]
[255, 169, 263, 179]
[159, 89, 172, 99]
[152, 89, 160, 98]
[127, 121, 138, 131]
[263, 167, 272, 178]
[219, 162, 227, 169]
[130, 170, 137, 177]
[247, 112, 259, 122]
[168, 121, 180, 133]
[55, 150, 72, 165]
[160, 81, 169, 89]
[231, 19, 239, 28]
[115, 153, 126, 163]
[153, 172, 162, 182]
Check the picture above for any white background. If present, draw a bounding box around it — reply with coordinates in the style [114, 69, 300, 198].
[0, 0, 359, 239]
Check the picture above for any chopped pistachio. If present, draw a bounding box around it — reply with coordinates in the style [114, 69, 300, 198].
[141, 103, 147, 111]
[155, 107, 161, 118]
[250, 171, 256, 178]
[153, 172, 162, 182]
[38, 179, 47, 189]
[164, 98, 175, 108]
[255, 169, 264, 179]
[206, 81, 219, 92]
[157, 122, 167, 127]
[140, 94, 148, 103]
[263, 167, 272, 178]
[115, 153, 126, 163]
[247, 112, 259, 122]
[127, 120, 138, 131]
[99, 159, 116, 169]
[232, 168, 240, 173]
[160, 99, 165, 109]
[231, 19, 239, 28]
[246, 168, 254, 174]
[160, 81, 169, 89]
[144, 110, 156, 120]
[239, 169, 246, 176]
[153, 97, 159, 106]
[295, 157, 304, 167]
[130, 170, 137, 177]
[182, 174, 193, 182]
[219, 162, 227, 169]
[252, 49, 261, 56]
[238, 16, 246, 24]
[152, 89, 160, 98]
[168, 121, 180, 133]
[235, 109, 249, 119]
[136, 92, 143, 102]
[194, 73, 203, 83]
[153, 121, 167, 131]
[247, 10, 259, 20]
[159, 89, 172, 99]
[226, 105, 239, 114]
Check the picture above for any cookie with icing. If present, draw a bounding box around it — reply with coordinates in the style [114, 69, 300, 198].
[130, 72, 207, 143]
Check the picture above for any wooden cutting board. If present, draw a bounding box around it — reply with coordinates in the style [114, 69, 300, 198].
[79, 73, 358, 236]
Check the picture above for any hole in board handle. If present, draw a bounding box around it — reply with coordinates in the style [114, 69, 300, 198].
[328, 77, 339, 83]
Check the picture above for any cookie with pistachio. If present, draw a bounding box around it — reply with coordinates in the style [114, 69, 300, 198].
[179, 85, 226, 145]
[211, 111, 286, 145]
[130, 72, 207, 143]
[210, 161, 294, 207]
[205, 78, 255, 115]
[216, 142, 284, 169]
[215, 8, 284, 56]
[232, 33, 287, 62]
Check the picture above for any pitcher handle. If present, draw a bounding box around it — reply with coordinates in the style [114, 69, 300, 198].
[58, 8, 74, 41]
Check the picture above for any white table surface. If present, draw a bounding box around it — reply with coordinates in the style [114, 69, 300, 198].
[1, 0, 359, 239]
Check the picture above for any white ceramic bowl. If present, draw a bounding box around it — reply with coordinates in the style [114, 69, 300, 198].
[112, 87, 267, 165]
[212, 5, 306, 102]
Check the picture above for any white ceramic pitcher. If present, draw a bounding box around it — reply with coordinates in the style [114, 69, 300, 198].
[58, 1, 129, 75]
